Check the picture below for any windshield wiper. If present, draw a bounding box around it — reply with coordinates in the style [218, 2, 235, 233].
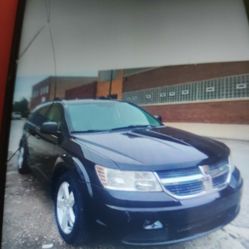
[71, 129, 108, 134]
[109, 125, 154, 131]
[71, 125, 157, 133]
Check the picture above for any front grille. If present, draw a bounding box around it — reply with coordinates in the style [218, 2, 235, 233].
[166, 180, 204, 196]
[157, 161, 230, 199]
[158, 167, 200, 178]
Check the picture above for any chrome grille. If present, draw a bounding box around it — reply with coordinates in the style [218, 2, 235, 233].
[157, 161, 230, 199]
[166, 180, 204, 196]
[158, 167, 200, 178]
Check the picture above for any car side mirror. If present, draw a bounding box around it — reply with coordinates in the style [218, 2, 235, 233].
[40, 122, 60, 135]
[154, 115, 162, 123]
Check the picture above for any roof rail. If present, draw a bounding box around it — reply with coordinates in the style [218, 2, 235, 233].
[97, 94, 118, 100]
[53, 97, 63, 101]
[96, 96, 111, 100]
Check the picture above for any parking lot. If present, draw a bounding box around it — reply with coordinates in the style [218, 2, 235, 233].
[2, 120, 249, 249]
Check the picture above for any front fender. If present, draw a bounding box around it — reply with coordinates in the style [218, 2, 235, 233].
[52, 155, 93, 197]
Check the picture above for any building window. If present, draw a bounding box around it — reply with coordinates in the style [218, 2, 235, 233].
[236, 83, 247, 89]
[160, 92, 167, 97]
[123, 73, 249, 105]
[181, 89, 189, 95]
[39, 85, 49, 95]
[33, 90, 39, 98]
[45, 86, 49, 94]
[206, 86, 215, 92]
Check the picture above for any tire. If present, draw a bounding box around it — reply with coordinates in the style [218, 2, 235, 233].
[54, 171, 89, 245]
[17, 143, 30, 174]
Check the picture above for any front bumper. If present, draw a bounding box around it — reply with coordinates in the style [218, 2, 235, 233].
[91, 168, 243, 245]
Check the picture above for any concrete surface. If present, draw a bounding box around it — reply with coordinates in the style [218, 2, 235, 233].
[2, 120, 249, 249]
[167, 123, 249, 141]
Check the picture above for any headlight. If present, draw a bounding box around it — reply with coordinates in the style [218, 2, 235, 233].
[228, 152, 235, 172]
[95, 165, 162, 192]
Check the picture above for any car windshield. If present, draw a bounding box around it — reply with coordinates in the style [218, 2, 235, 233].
[67, 101, 161, 133]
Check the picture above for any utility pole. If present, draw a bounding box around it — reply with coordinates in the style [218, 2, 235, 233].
[108, 70, 113, 97]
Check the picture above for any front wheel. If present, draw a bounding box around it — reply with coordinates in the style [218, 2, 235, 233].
[54, 171, 89, 245]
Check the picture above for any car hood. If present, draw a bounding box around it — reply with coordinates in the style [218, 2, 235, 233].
[73, 126, 229, 171]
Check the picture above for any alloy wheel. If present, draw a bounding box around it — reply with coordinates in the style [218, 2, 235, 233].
[56, 181, 76, 234]
[18, 147, 24, 170]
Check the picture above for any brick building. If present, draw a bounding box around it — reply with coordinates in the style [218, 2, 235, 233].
[123, 61, 249, 124]
[32, 61, 249, 124]
[65, 81, 97, 100]
[96, 70, 124, 99]
[30, 76, 96, 109]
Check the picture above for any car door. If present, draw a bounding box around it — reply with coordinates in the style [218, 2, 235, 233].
[26, 104, 51, 174]
[38, 103, 66, 180]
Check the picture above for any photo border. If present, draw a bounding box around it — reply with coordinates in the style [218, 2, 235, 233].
[0, 0, 26, 244]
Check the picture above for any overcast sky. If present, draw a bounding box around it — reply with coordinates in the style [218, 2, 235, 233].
[14, 0, 249, 102]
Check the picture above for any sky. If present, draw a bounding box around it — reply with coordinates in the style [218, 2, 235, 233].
[14, 76, 47, 101]
[13, 71, 98, 102]
[14, 0, 249, 102]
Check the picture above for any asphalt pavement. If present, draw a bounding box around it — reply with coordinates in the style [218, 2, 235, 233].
[2, 120, 249, 249]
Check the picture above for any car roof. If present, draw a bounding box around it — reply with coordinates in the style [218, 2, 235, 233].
[33, 99, 125, 111]
[62, 99, 122, 105]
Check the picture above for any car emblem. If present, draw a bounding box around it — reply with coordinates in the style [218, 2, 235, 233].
[199, 165, 213, 191]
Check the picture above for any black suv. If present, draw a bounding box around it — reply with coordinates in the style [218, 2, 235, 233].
[18, 99, 243, 246]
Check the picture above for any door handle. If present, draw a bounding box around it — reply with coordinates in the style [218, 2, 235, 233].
[29, 128, 41, 139]
[29, 129, 36, 136]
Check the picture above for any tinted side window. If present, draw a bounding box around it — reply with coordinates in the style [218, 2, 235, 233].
[29, 105, 50, 126]
[47, 104, 63, 128]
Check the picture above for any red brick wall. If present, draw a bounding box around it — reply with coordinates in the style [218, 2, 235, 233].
[124, 61, 249, 92]
[97, 71, 124, 99]
[144, 100, 249, 124]
[30, 80, 50, 109]
[65, 82, 97, 100]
